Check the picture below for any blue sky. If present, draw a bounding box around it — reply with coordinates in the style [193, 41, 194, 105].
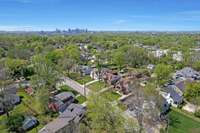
[0, 0, 200, 31]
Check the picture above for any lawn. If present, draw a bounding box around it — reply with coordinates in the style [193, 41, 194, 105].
[0, 90, 57, 133]
[168, 110, 200, 133]
[101, 90, 121, 101]
[76, 76, 93, 85]
[87, 81, 106, 92]
[59, 85, 79, 95]
[68, 72, 81, 80]
[75, 95, 87, 104]
[68, 72, 93, 84]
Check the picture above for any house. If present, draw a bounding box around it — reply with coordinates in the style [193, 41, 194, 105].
[49, 92, 75, 112]
[172, 51, 183, 62]
[147, 64, 155, 70]
[0, 94, 20, 114]
[79, 65, 92, 76]
[160, 99, 170, 116]
[22, 116, 38, 131]
[90, 68, 101, 80]
[152, 49, 168, 58]
[18, 80, 30, 88]
[25, 87, 34, 95]
[174, 67, 200, 80]
[115, 78, 131, 95]
[61, 104, 86, 123]
[161, 85, 183, 107]
[0, 83, 21, 114]
[2, 84, 19, 94]
[55, 92, 75, 103]
[102, 70, 121, 85]
[174, 79, 193, 93]
[8, 94, 21, 105]
[39, 104, 86, 133]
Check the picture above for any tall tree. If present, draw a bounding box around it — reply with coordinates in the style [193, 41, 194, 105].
[31, 54, 58, 90]
[31, 55, 59, 113]
[154, 64, 173, 85]
[87, 94, 134, 133]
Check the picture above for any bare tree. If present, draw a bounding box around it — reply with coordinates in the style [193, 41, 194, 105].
[128, 80, 145, 133]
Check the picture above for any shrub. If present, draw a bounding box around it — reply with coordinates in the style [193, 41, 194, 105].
[6, 114, 24, 132]
[194, 109, 200, 118]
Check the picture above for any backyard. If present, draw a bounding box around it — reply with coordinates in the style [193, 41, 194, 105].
[59, 85, 79, 96]
[75, 95, 87, 104]
[0, 90, 59, 133]
[68, 72, 93, 85]
[87, 81, 107, 92]
[101, 90, 121, 101]
[168, 109, 200, 133]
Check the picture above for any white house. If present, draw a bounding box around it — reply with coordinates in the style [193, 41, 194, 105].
[160, 85, 183, 107]
[152, 49, 168, 58]
[173, 51, 183, 62]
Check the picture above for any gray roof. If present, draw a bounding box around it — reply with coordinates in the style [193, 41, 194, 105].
[111, 75, 121, 85]
[176, 67, 200, 78]
[39, 104, 86, 133]
[22, 116, 37, 130]
[65, 103, 86, 116]
[39, 117, 72, 133]
[3, 84, 19, 94]
[165, 85, 183, 103]
[55, 92, 75, 102]
[80, 65, 92, 75]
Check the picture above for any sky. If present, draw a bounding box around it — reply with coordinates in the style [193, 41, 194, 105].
[0, 0, 200, 31]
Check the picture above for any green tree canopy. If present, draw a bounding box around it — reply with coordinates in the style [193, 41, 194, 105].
[154, 64, 173, 85]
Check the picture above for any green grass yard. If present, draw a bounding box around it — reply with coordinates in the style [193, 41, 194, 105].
[0, 90, 57, 133]
[101, 90, 121, 101]
[169, 110, 200, 133]
[59, 85, 79, 95]
[87, 81, 107, 92]
[76, 75, 93, 85]
[75, 95, 87, 104]
[68, 72, 93, 85]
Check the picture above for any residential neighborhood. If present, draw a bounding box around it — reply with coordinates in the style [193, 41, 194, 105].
[1, 1, 200, 132]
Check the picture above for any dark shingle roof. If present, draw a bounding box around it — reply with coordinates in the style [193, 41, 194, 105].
[55, 92, 75, 102]
[39, 104, 86, 133]
[165, 85, 183, 103]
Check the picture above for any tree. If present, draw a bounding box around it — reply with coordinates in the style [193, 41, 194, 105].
[31, 55, 59, 113]
[87, 94, 131, 133]
[112, 50, 125, 70]
[128, 81, 166, 133]
[58, 55, 76, 75]
[0, 61, 13, 117]
[128, 81, 145, 133]
[64, 44, 81, 63]
[125, 46, 152, 68]
[46, 49, 64, 64]
[6, 113, 24, 132]
[0, 90, 14, 117]
[31, 54, 58, 90]
[193, 61, 200, 71]
[5, 58, 27, 79]
[154, 64, 173, 85]
[184, 82, 200, 105]
[35, 87, 50, 114]
[95, 52, 104, 81]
